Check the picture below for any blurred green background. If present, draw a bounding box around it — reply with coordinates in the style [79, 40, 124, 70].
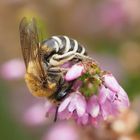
[0, 0, 140, 140]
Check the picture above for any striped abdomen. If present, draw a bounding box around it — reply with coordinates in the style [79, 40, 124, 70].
[41, 35, 87, 66]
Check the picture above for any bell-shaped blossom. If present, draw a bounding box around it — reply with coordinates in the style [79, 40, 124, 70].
[98, 85, 130, 119]
[103, 73, 120, 93]
[58, 92, 87, 120]
[87, 95, 100, 118]
[75, 95, 101, 126]
[65, 63, 85, 81]
[0, 59, 25, 80]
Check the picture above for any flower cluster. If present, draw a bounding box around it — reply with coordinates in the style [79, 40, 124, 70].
[46, 60, 130, 126]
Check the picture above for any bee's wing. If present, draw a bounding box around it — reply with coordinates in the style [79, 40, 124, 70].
[19, 17, 31, 68]
[19, 17, 45, 77]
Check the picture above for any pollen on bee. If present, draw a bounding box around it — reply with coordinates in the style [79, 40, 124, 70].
[25, 73, 56, 97]
[48, 82, 56, 89]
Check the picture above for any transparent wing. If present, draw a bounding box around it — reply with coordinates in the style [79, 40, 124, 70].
[19, 17, 31, 68]
[19, 17, 45, 77]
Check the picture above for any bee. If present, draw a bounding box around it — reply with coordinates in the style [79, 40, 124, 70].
[19, 17, 90, 120]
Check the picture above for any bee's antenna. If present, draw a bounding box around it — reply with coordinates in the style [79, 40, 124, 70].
[54, 105, 59, 122]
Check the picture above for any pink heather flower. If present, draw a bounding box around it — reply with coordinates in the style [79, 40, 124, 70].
[102, 74, 130, 110]
[75, 95, 101, 126]
[58, 92, 86, 120]
[0, 59, 25, 80]
[45, 60, 130, 126]
[87, 95, 100, 118]
[43, 122, 79, 140]
[65, 63, 85, 81]
[98, 85, 130, 119]
[103, 73, 120, 93]
[86, 95, 103, 126]
[23, 103, 47, 126]
[117, 86, 130, 108]
[75, 95, 104, 126]
[45, 85, 129, 125]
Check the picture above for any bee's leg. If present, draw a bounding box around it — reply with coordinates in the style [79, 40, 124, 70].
[47, 67, 63, 78]
[49, 74, 73, 102]
[74, 53, 92, 60]
[48, 67, 68, 74]
[49, 55, 75, 66]
[52, 51, 75, 60]
[48, 67, 61, 72]
[54, 105, 59, 122]
[50, 53, 92, 67]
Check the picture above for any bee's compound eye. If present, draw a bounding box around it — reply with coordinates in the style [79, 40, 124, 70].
[41, 38, 58, 52]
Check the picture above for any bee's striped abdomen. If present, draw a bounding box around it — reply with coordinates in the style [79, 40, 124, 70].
[42, 35, 87, 66]
[52, 36, 86, 55]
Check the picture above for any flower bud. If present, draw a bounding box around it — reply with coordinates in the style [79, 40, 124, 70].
[103, 73, 120, 93]
[65, 63, 85, 81]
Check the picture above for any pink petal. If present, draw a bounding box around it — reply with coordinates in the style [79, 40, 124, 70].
[65, 63, 85, 81]
[118, 86, 130, 107]
[58, 110, 72, 120]
[67, 93, 86, 116]
[103, 73, 120, 93]
[87, 95, 100, 118]
[98, 86, 109, 104]
[113, 86, 130, 110]
[100, 90, 120, 119]
[98, 85, 126, 119]
[100, 99, 115, 119]
[68, 98, 76, 112]
[105, 88, 117, 102]
[58, 96, 71, 112]
[75, 94, 86, 117]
